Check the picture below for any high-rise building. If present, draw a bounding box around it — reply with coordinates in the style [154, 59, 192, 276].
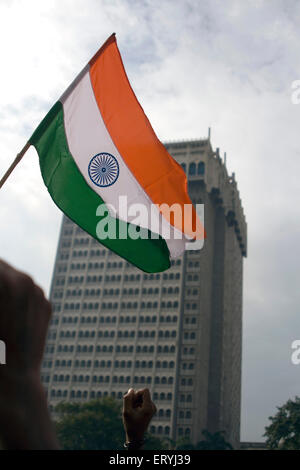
[42, 138, 247, 448]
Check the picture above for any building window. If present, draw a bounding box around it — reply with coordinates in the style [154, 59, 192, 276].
[189, 163, 196, 175]
[198, 161, 205, 175]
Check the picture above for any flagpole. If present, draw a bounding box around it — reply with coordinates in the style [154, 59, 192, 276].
[0, 141, 31, 189]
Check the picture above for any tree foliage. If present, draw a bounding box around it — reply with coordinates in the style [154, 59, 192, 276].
[264, 396, 300, 450]
[54, 397, 166, 450]
[55, 397, 123, 450]
[54, 397, 235, 450]
[175, 429, 233, 450]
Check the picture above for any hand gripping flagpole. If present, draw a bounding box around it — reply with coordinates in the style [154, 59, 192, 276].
[0, 141, 31, 189]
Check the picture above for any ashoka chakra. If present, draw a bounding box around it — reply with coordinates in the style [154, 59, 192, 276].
[88, 153, 119, 187]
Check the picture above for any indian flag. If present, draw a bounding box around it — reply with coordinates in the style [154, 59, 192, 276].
[29, 34, 203, 273]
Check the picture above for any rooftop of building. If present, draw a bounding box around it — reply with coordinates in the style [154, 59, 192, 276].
[164, 137, 247, 257]
[240, 441, 267, 450]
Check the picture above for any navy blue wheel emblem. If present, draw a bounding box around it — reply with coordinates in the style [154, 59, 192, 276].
[88, 153, 119, 187]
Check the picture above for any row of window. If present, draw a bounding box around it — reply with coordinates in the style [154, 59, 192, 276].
[57, 266, 67, 273]
[179, 394, 193, 402]
[186, 288, 199, 296]
[68, 275, 123, 284]
[187, 261, 200, 268]
[53, 291, 64, 299]
[70, 263, 86, 271]
[182, 348, 196, 356]
[55, 277, 66, 286]
[47, 328, 176, 346]
[134, 360, 175, 369]
[55, 344, 176, 354]
[67, 276, 85, 284]
[45, 328, 161, 347]
[181, 363, 195, 370]
[49, 389, 173, 402]
[185, 303, 198, 310]
[57, 285, 182, 300]
[67, 288, 101, 297]
[58, 330, 177, 339]
[177, 427, 191, 437]
[73, 238, 90, 246]
[62, 300, 180, 311]
[50, 374, 175, 385]
[72, 250, 88, 257]
[93, 262, 123, 269]
[183, 332, 197, 340]
[187, 248, 202, 256]
[62, 241, 71, 248]
[48, 359, 176, 369]
[54, 314, 181, 326]
[58, 315, 178, 324]
[123, 274, 141, 282]
[70, 260, 125, 271]
[74, 227, 86, 234]
[66, 254, 181, 270]
[66, 272, 182, 285]
[153, 272, 181, 280]
[155, 409, 173, 419]
[89, 249, 106, 256]
[186, 274, 199, 282]
[181, 161, 205, 176]
[61, 246, 176, 268]
[181, 378, 193, 386]
[63, 229, 73, 236]
[150, 425, 171, 436]
[57, 296, 179, 310]
[184, 316, 197, 324]
[59, 315, 178, 325]
[178, 410, 192, 419]
[47, 346, 193, 361]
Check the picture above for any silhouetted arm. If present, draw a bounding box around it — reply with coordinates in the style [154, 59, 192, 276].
[0, 260, 59, 449]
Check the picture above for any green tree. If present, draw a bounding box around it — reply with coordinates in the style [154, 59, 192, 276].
[264, 396, 300, 450]
[176, 430, 233, 450]
[54, 397, 166, 450]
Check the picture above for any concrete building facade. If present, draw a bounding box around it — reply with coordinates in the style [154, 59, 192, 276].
[41, 138, 247, 448]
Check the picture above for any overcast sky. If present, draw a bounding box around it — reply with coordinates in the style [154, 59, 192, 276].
[0, 0, 300, 442]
